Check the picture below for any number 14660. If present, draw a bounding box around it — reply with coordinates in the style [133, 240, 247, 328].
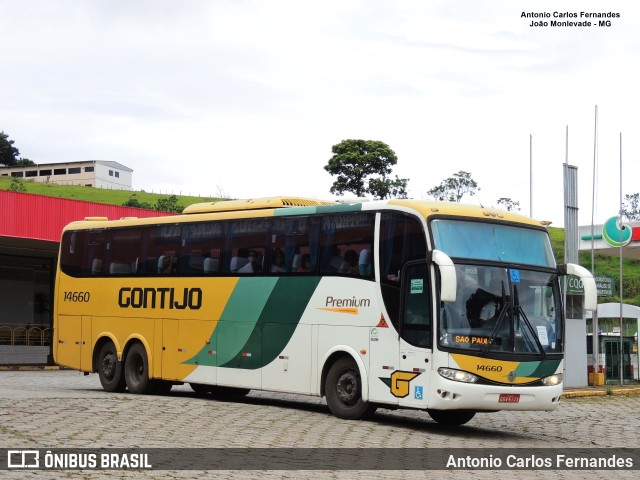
[64, 291, 91, 302]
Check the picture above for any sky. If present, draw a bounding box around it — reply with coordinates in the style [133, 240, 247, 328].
[2, 0, 639, 227]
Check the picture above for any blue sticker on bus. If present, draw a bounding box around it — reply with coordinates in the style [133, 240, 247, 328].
[414, 386, 423, 400]
[509, 269, 520, 283]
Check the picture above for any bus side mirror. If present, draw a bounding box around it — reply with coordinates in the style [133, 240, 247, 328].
[432, 250, 456, 303]
[561, 263, 597, 312]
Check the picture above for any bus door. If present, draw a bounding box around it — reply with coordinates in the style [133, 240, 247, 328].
[368, 313, 400, 407]
[56, 315, 92, 371]
[397, 262, 432, 409]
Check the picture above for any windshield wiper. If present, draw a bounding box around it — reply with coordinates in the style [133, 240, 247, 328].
[482, 281, 508, 355]
[513, 286, 546, 359]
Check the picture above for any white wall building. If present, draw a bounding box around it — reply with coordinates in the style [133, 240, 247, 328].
[1, 160, 132, 190]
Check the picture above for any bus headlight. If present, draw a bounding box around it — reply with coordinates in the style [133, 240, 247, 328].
[541, 373, 563, 386]
[438, 368, 478, 384]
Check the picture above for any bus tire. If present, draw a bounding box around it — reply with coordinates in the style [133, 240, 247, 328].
[124, 343, 153, 394]
[325, 357, 377, 420]
[427, 409, 476, 426]
[97, 342, 126, 393]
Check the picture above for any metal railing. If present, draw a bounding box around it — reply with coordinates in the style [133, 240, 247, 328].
[0, 324, 51, 346]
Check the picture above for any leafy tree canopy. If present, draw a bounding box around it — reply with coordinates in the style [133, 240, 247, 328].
[427, 171, 479, 202]
[123, 194, 184, 213]
[496, 197, 520, 212]
[622, 193, 640, 221]
[324, 139, 408, 199]
[0, 131, 35, 166]
[0, 131, 20, 166]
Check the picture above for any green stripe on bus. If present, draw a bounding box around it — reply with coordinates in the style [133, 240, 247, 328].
[184, 277, 277, 367]
[274, 206, 319, 216]
[514, 359, 561, 378]
[316, 203, 363, 213]
[273, 203, 363, 217]
[219, 276, 321, 369]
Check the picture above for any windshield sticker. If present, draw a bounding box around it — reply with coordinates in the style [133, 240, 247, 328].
[536, 326, 549, 346]
[410, 278, 424, 294]
[509, 269, 521, 283]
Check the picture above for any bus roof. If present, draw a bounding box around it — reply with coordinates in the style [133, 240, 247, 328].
[182, 196, 336, 214]
[62, 196, 548, 231]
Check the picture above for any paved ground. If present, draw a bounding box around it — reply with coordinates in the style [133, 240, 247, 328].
[0, 370, 638, 479]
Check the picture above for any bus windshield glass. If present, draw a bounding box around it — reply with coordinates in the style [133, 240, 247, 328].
[430, 219, 556, 268]
[439, 265, 562, 355]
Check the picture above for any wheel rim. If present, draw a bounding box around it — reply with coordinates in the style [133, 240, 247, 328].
[336, 371, 359, 406]
[101, 352, 116, 381]
[132, 355, 144, 381]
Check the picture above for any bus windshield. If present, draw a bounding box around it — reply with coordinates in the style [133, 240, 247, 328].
[431, 219, 562, 356]
[439, 264, 562, 355]
[430, 219, 556, 268]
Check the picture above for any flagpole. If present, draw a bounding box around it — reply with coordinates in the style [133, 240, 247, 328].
[530, 134, 533, 218]
[590, 106, 599, 385]
[619, 132, 624, 385]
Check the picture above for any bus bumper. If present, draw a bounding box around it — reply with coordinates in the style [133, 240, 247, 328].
[427, 376, 563, 412]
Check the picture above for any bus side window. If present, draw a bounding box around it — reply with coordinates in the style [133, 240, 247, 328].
[182, 222, 224, 276]
[226, 219, 269, 275]
[379, 212, 427, 329]
[269, 216, 320, 274]
[401, 263, 431, 349]
[319, 213, 374, 278]
[380, 212, 426, 285]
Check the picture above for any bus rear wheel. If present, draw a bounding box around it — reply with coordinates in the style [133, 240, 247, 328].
[124, 343, 153, 394]
[97, 342, 125, 393]
[325, 357, 376, 420]
[427, 409, 476, 426]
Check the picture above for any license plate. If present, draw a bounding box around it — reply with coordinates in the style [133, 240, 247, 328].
[499, 394, 520, 403]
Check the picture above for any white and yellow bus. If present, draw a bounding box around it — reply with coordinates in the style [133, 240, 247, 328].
[54, 197, 596, 425]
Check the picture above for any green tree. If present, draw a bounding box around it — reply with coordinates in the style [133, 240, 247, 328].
[496, 197, 520, 212]
[622, 193, 640, 221]
[8, 177, 27, 192]
[15, 157, 36, 166]
[324, 139, 408, 199]
[155, 195, 184, 213]
[122, 195, 153, 210]
[0, 131, 20, 166]
[427, 171, 479, 202]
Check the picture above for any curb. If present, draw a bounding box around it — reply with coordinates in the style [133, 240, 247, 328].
[562, 388, 640, 398]
[0, 365, 60, 371]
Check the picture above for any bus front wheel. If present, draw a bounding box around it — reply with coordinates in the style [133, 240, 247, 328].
[97, 342, 126, 393]
[325, 357, 377, 420]
[427, 409, 476, 426]
[124, 343, 153, 394]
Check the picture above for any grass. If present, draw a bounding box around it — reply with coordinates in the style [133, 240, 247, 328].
[0, 176, 219, 207]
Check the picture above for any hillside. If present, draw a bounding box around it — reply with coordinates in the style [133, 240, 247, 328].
[0, 176, 218, 210]
[3, 176, 639, 305]
[547, 227, 640, 306]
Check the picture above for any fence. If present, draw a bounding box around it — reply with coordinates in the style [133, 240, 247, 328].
[0, 324, 51, 346]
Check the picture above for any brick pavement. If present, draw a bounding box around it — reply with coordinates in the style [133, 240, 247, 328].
[0, 370, 638, 479]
